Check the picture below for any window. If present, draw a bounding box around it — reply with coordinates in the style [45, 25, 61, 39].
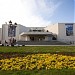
[65, 24, 73, 36]
[8, 25, 16, 37]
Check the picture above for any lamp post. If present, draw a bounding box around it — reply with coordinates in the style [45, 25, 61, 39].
[8, 20, 17, 46]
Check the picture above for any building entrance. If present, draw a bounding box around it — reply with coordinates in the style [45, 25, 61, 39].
[29, 35, 45, 41]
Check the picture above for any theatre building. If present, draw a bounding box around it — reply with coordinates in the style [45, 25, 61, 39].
[0, 21, 75, 45]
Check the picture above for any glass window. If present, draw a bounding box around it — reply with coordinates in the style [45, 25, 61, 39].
[8, 25, 16, 37]
[65, 24, 73, 36]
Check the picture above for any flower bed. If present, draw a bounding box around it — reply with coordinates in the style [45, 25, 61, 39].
[0, 53, 75, 70]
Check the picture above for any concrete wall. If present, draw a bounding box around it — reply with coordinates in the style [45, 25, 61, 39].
[0, 28, 2, 43]
[2, 24, 8, 43]
[45, 23, 75, 44]
[1, 24, 23, 44]
[1, 24, 31, 43]
[58, 23, 75, 44]
[45, 23, 59, 35]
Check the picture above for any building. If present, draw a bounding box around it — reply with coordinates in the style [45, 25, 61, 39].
[45, 23, 75, 44]
[0, 21, 75, 45]
[0, 28, 2, 44]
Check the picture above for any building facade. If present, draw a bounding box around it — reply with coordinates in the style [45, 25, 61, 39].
[45, 23, 75, 44]
[0, 21, 75, 44]
[0, 28, 2, 44]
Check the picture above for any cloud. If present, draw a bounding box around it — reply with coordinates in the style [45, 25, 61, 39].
[21, 0, 61, 27]
[0, 0, 61, 27]
[23, 16, 51, 27]
[35, 0, 60, 17]
[0, 0, 25, 27]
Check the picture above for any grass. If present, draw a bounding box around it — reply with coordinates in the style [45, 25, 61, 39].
[0, 46, 75, 75]
[0, 69, 75, 75]
[0, 46, 75, 53]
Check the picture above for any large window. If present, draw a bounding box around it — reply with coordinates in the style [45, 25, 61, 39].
[65, 24, 73, 36]
[8, 25, 16, 37]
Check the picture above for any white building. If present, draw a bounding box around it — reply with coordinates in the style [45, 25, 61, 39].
[0, 21, 75, 44]
[45, 23, 75, 44]
[0, 28, 2, 44]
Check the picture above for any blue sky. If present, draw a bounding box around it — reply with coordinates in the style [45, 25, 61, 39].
[0, 0, 74, 27]
[51, 0, 74, 23]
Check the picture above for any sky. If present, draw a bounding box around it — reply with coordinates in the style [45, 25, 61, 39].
[0, 0, 74, 28]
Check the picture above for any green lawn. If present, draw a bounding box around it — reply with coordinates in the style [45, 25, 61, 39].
[0, 69, 75, 75]
[0, 46, 75, 75]
[0, 46, 75, 53]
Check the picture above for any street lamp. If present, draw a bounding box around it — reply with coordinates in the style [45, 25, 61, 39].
[8, 20, 17, 46]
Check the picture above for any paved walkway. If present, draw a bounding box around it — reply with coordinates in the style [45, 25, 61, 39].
[25, 44, 75, 46]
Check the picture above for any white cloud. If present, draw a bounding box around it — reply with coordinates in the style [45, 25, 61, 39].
[0, 0, 61, 27]
[24, 16, 51, 27]
[34, 0, 59, 16]
[0, 0, 24, 27]
[21, 0, 61, 27]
